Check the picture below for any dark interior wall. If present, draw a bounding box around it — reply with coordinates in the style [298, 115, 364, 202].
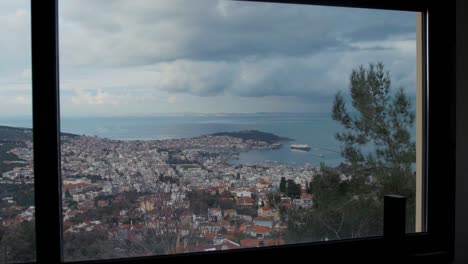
[455, 0, 468, 263]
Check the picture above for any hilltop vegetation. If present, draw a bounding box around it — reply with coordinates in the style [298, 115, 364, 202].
[0, 126, 31, 174]
[210, 130, 292, 144]
[0, 126, 32, 141]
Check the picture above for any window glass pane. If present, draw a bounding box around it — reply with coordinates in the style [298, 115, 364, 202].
[59, 0, 419, 261]
[0, 1, 35, 263]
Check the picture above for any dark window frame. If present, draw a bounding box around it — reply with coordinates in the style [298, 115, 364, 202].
[30, 0, 455, 263]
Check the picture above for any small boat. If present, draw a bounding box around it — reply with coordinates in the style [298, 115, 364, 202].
[290, 144, 311, 151]
[271, 143, 282, 149]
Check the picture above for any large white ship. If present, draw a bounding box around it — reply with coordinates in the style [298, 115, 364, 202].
[290, 144, 311, 151]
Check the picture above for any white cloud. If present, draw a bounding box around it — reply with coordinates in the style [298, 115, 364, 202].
[58, 0, 413, 68]
[350, 39, 416, 56]
[21, 68, 31, 80]
[14, 95, 30, 105]
[71, 89, 122, 106]
[0, 0, 417, 117]
[0, 3, 31, 69]
[167, 96, 178, 104]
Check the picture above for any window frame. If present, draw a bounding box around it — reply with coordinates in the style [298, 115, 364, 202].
[30, 0, 455, 263]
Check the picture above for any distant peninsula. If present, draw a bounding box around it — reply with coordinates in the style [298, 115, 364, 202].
[0, 125, 79, 139]
[210, 130, 292, 143]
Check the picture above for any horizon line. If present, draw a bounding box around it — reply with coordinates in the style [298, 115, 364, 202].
[0, 111, 334, 119]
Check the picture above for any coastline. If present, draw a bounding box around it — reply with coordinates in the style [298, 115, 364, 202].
[0, 112, 346, 166]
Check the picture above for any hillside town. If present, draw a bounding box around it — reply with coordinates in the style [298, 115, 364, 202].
[0, 129, 319, 258]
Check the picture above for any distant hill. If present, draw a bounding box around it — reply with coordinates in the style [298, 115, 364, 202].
[0, 125, 79, 174]
[0, 126, 32, 141]
[210, 130, 292, 143]
[0, 125, 79, 141]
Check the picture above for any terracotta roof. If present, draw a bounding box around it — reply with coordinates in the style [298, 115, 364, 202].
[238, 223, 250, 233]
[252, 225, 271, 234]
[258, 178, 268, 184]
[237, 197, 253, 204]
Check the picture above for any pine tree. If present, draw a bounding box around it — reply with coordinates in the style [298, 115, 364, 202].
[286, 179, 301, 199]
[279, 177, 286, 193]
[332, 62, 416, 231]
[285, 63, 416, 242]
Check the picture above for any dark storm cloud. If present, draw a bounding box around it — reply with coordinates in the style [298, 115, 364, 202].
[344, 24, 415, 42]
[59, 0, 417, 101]
[61, 1, 413, 64]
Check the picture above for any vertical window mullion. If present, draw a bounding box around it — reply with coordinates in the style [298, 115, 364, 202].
[31, 0, 63, 263]
[426, 0, 456, 254]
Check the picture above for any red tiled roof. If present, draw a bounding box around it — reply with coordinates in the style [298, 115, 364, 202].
[238, 223, 250, 233]
[252, 225, 271, 234]
[258, 178, 268, 184]
[237, 197, 253, 204]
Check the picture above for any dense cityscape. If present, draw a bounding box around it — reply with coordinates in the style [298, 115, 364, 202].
[0, 126, 319, 261]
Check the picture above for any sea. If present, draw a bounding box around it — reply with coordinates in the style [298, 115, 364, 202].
[0, 113, 351, 167]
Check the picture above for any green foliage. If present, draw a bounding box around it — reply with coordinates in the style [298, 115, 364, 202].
[68, 200, 78, 210]
[279, 177, 286, 193]
[286, 63, 416, 243]
[210, 130, 291, 143]
[63, 230, 120, 261]
[0, 126, 32, 174]
[0, 221, 36, 263]
[287, 165, 383, 242]
[0, 184, 35, 208]
[236, 206, 257, 217]
[0, 142, 28, 174]
[332, 62, 416, 232]
[186, 191, 210, 216]
[332, 63, 415, 170]
[267, 192, 282, 210]
[0, 126, 32, 141]
[186, 191, 235, 216]
[286, 179, 301, 199]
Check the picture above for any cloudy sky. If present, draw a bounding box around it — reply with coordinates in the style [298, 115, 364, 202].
[0, 0, 417, 117]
